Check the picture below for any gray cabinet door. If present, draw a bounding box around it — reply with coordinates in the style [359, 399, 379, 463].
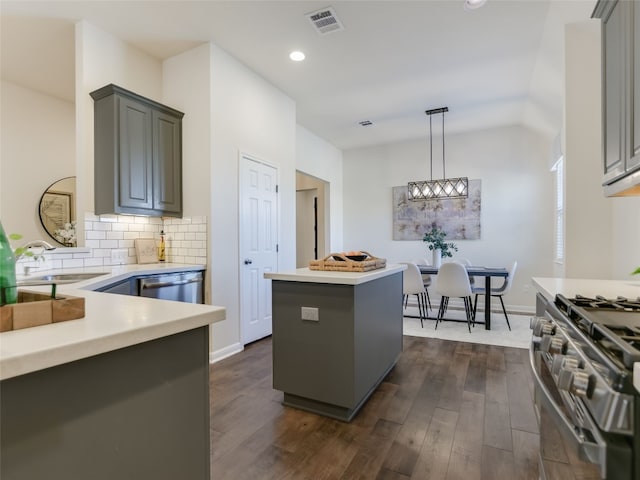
[631, 0, 640, 168]
[152, 110, 182, 215]
[602, 0, 624, 181]
[92, 84, 183, 217]
[119, 96, 153, 211]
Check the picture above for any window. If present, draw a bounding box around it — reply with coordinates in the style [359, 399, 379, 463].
[551, 157, 564, 263]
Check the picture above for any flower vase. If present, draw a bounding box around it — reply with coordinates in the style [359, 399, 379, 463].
[432, 249, 442, 268]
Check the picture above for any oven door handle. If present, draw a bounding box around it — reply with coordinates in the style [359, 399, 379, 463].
[529, 343, 607, 478]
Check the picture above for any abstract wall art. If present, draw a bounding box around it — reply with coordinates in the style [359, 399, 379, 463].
[392, 179, 481, 241]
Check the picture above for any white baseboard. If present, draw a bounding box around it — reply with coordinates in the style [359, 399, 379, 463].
[209, 342, 244, 364]
[406, 297, 535, 315]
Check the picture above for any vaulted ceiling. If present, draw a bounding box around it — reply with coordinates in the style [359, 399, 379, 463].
[1, 1, 596, 150]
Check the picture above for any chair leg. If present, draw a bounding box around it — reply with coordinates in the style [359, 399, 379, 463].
[463, 296, 472, 333]
[435, 297, 447, 329]
[421, 293, 428, 326]
[425, 289, 432, 312]
[473, 294, 478, 321]
[498, 295, 511, 331]
[416, 293, 425, 328]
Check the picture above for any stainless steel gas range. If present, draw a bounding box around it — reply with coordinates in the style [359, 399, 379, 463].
[530, 293, 640, 480]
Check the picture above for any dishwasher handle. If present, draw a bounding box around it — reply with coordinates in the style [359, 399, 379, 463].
[140, 276, 201, 290]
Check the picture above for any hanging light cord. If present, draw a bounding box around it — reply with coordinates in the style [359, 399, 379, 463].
[441, 110, 446, 180]
[429, 115, 433, 181]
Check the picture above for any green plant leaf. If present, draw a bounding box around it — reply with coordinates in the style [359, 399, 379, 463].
[423, 226, 458, 258]
[632, 267, 640, 275]
[9, 233, 23, 241]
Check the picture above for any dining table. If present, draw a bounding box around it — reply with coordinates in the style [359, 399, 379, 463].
[418, 264, 509, 330]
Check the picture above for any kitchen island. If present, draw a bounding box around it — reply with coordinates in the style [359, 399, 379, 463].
[0, 288, 225, 480]
[264, 265, 405, 421]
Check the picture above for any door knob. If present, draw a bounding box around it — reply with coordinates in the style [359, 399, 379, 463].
[244, 259, 253, 265]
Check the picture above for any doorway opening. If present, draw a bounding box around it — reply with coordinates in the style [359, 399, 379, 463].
[296, 171, 329, 268]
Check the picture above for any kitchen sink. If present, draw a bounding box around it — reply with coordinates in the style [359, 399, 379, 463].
[17, 272, 108, 286]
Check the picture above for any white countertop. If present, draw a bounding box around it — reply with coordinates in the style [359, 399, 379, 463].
[17, 262, 206, 291]
[532, 277, 640, 302]
[264, 264, 406, 285]
[1, 263, 225, 381]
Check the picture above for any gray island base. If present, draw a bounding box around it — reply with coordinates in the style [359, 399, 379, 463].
[266, 265, 405, 422]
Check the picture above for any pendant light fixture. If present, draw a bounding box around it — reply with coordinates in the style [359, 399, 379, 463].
[408, 107, 468, 201]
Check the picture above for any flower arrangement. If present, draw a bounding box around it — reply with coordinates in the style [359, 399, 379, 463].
[422, 226, 458, 258]
[54, 221, 77, 247]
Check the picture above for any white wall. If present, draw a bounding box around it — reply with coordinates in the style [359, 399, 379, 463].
[163, 43, 213, 303]
[209, 44, 296, 358]
[0, 81, 75, 240]
[564, 20, 612, 279]
[611, 198, 640, 278]
[343, 125, 555, 310]
[296, 125, 344, 253]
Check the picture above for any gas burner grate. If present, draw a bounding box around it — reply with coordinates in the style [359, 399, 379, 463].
[572, 295, 640, 312]
[554, 294, 640, 370]
[593, 323, 640, 369]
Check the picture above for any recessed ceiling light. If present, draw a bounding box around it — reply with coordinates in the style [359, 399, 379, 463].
[289, 51, 306, 62]
[464, 0, 487, 9]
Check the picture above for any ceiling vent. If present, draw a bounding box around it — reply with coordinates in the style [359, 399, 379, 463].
[306, 6, 344, 35]
[359, 120, 373, 127]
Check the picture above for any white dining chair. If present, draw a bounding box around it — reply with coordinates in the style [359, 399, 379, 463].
[457, 258, 477, 288]
[434, 261, 474, 332]
[472, 260, 517, 330]
[401, 262, 428, 327]
[413, 258, 432, 312]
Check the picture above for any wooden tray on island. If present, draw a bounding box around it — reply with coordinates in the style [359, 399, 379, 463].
[309, 251, 386, 272]
[1, 291, 85, 332]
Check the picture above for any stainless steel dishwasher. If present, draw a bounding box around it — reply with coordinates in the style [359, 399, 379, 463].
[138, 271, 204, 304]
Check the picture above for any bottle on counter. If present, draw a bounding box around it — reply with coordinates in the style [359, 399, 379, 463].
[0, 221, 17, 306]
[158, 230, 166, 263]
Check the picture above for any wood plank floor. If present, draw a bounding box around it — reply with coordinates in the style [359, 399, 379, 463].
[210, 336, 539, 479]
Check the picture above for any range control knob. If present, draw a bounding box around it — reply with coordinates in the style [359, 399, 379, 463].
[548, 337, 566, 355]
[557, 357, 582, 392]
[541, 336, 566, 355]
[570, 370, 591, 398]
[554, 355, 579, 381]
[531, 317, 555, 337]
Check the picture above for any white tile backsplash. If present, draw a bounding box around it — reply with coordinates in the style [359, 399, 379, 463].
[16, 214, 208, 273]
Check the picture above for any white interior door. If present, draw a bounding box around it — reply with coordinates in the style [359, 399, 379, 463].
[240, 155, 279, 345]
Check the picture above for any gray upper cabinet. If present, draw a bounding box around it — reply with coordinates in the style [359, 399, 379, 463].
[90, 84, 184, 217]
[633, 0, 640, 163]
[601, 0, 624, 182]
[594, 0, 640, 196]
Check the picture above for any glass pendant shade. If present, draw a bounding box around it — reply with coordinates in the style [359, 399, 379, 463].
[408, 177, 469, 200]
[408, 107, 469, 201]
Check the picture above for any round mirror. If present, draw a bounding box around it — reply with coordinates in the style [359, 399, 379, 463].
[39, 176, 77, 247]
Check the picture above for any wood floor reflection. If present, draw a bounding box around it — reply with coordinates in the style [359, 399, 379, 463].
[210, 335, 539, 480]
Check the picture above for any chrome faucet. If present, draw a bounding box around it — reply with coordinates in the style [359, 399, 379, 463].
[14, 240, 56, 262]
[21, 240, 56, 251]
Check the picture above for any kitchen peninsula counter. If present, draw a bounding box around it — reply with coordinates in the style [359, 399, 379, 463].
[0, 287, 224, 380]
[265, 265, 405, 421]
[1, 286, 225, 480]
